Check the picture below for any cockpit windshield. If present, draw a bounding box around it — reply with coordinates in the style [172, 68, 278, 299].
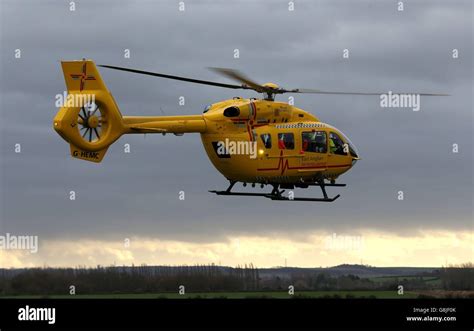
[326, 124, 359, 158]
[339, 130, 359, 158]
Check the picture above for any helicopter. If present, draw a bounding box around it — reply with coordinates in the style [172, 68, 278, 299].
[53, 60, 446, 202]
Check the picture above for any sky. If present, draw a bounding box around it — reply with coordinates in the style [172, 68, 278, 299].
[0, 0, 472, 268]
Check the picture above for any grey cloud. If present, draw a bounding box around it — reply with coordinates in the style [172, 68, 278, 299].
[0, 0, 472, 243]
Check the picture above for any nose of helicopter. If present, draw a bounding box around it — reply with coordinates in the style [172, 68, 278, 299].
[349, 141, 360, 167]
[350, 140, 360, 161]
[351, 155, 359, 167]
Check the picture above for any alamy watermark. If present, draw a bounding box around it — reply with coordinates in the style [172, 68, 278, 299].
[55, 91, 96, 108]
[216, 138, 258, 159]
[18, 305, 55, 325]
[324, 233, 364, 251]
[380, 91, 420, 111]
[0, 233, 38, 253]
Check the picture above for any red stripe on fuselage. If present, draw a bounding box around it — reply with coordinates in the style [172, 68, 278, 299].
[257, 151, 351, 175]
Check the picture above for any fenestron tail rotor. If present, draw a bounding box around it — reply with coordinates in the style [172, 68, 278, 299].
[77, 102, 105, 143]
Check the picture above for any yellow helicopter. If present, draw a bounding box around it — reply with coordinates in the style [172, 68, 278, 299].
[53, 60, 446, 202]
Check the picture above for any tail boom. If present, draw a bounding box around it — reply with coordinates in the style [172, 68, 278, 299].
[123, 115, 207, 134]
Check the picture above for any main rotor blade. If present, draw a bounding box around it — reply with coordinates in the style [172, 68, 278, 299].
[286, 88, 449, 96]
[98, 65, 248, 90]
[98, 64, 449, 97]
[208, 67, 269, 93]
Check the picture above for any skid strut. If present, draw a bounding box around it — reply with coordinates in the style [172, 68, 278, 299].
[209, 180, 342, 202]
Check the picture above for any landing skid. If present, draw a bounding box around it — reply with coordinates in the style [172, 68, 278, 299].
[266, 194, 340, 202]
[209, 180, 343, 202]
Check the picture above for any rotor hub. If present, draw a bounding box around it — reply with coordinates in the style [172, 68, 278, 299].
[87, 115, 99, 128]
[262, 82, 279, 89]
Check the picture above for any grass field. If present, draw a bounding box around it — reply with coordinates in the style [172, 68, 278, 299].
[1, 290, 419, 299]
[369, 276, 441, 286]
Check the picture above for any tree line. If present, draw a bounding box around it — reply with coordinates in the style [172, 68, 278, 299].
[0, 264, 259, 295]
[0, 263, 472, 295]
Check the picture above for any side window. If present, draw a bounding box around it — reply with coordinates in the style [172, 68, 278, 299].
[260, 133, 272, 149]
[277, 133, 294, 150]
[302, 131, 327, 153]
[329, 132, 347, 156]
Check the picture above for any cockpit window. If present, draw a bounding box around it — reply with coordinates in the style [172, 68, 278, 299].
[337, 131, 359, 158]
[302, 131, 327, 153]
[329, 132, 347, 156]
[324, 124, 359, 158]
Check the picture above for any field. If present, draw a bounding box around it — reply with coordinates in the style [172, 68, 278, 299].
[2, 290, 419, 299]
[369, 276, 441, 286]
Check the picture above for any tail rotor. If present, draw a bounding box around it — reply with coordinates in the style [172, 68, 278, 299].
[78, 102, 105, 143]
[53, 60, 124, 162]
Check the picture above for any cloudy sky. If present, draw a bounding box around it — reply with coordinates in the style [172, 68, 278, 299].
[0, 0, 472, 268]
